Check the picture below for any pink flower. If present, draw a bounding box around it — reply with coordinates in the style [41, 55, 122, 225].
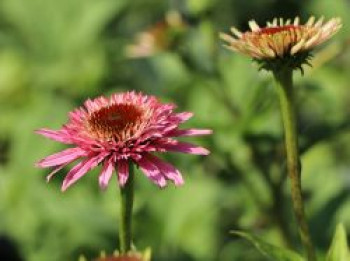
[36, 92, 212, 191]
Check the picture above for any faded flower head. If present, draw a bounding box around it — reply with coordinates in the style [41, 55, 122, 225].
[94, 250, 150, 261]
[94, 257, 142, 261]
[36, 92, 211, 191]
[79, 249, 151, 261]
[126, 11, 185, 58]
[220, 16, 342, 71]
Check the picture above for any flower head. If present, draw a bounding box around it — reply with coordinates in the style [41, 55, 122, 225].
[94, 253, 144, 261]
[220, 16, 342, 71]
[126, 11, 185, 58]
[79, 249, 151, 261]
[95, 257, 141, 261]
[36, 92, 211, 191]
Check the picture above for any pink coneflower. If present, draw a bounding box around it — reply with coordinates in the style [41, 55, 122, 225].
[36, 92, 211, 191]
[220, 16, 342, 60]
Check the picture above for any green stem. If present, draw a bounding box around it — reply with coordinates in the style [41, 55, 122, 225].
[119, 161, 134, 254]
[273, 69, 317, 261]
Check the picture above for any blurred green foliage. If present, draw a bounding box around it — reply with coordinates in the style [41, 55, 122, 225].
[0, 0, 349, 260]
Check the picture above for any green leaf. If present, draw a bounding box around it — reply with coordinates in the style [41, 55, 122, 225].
[326, 223, 350, 261]
[231, 231, 304, 261]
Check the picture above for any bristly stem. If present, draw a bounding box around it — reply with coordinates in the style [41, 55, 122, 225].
[119, 161, 134, 254]
[273, 69, 317, 261]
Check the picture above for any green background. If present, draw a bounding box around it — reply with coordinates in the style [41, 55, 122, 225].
[0, 0, 349, 260]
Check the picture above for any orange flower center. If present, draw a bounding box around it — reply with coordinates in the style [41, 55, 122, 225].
[86, 103, 146, 142]
[259, 25, 298, 35]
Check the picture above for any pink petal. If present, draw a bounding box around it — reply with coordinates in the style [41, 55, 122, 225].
[145, 154, 184, 186]
[61, 155, 105, 191]
[157, 141, 210, 155]
[137, 157, 167, 187]
[167, 129, 213, 137]
[36, 147, 87, 168]
[36, 128, 71, 144]
[117, 160, 129, 187]
[172, 112, 193, 123]
[98, 156, 115, 190]
[84, 99, 95, 111]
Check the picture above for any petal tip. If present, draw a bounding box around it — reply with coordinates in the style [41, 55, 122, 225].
[199, 148, 211, 155]
[35, 161, 42, 168]
[174, 179, 184, 186]
[61, 180, 71, 192]
[158, 182, 168, 188]
[206, 129, 214, 134]
[34, 128, 46, 135]
[99, 183, 108, 191]
[118, 180, 127, 187]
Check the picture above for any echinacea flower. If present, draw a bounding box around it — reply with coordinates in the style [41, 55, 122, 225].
[36, 92, 211, 191]
[220, 16, 342, 71]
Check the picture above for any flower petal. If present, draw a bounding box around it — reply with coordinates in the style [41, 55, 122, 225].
[145, 154, 184, 186]
[117, 160, 129, 187]
[167, 128, 213, 137]
[171, 112, 193, 123]
[98, 156, 115, 189]
[157, 141, 210, 155]
[61, 154, 105, 191]
[36, 147, 87, 168]
[137, 157, 167, 187]
[36, 128, 71, 144]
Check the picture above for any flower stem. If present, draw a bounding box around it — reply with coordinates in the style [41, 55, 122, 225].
[273, 69, 317, 261]
[119, 161, 134, 254]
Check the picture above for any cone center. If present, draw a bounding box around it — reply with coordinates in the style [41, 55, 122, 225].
[259, 25, 298, 35]
[86, 103, 145, 141]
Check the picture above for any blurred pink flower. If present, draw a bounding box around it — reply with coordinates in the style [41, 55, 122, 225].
[36, 92, 211, 191]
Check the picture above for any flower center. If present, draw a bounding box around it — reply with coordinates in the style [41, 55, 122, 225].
[86, 103, 146, 142]
[259, 25, 298, 35]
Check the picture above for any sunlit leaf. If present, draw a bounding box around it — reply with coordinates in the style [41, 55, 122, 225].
[231, 231, 304, 261]
[326, 223, 350, 261]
